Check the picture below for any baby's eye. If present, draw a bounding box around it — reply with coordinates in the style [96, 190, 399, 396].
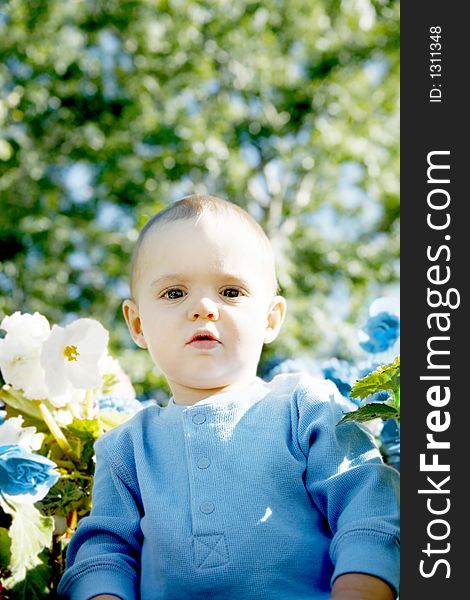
[221, 288, 242, 298]
[163, 289, 186, 300]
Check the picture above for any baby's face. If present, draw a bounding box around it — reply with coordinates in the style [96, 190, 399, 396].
[125, 214, 285, 400]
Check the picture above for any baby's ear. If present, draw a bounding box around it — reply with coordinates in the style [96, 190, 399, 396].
[122, 299, 148, 349]
[264, 295, 287, 344]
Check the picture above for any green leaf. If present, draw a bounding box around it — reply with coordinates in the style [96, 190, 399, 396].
[66, 418, 102, 440]
[350, 356, 400, 400]
[99, 409, 134, 430]
[0, 500, 54, 589]
[101, 373, 119, 394]
[65, 418, 101, 464]
[337, 403, 399, 425]
[6, 551, 52, 600]
[37, 480, 86, 518]
[0, 387, 47, 432]
[0, 526, 12, 571]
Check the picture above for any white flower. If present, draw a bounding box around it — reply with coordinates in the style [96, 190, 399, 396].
[47, 387, 87, 410]
[41, 318, 109, 398]
[53, 408, 74, 427]
[0, 416, 44, 452]
[0, 312, 51, 399]
[98, 354, 122, 378]
[98, 354, 136, 401]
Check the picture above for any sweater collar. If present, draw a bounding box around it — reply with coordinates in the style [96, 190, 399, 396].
[164, 377, 269, 413]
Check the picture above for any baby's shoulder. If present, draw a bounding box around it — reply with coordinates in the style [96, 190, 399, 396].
[265, 371, 355, 431]
[266, 370, 341, 407]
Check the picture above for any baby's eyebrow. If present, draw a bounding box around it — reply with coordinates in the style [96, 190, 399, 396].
[150, 273, 253, 289]
[218, 274, 252, 289]
[150, 274, 186, 288]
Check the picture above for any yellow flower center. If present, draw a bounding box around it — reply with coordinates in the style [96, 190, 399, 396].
[64, 344, 79, 362]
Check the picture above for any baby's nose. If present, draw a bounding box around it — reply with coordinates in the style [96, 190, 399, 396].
[188, 298, 219, 321]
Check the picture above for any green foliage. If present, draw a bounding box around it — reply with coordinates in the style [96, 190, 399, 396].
[338, 356, 400, 425]
[66, 418, 102, 441]
[351, 355, 400, 402]
[0, 527, 12, 572]
[0, 388, 46, 429]
[0, 0, 400, 396]
[0, 500, 54, 593]
[5, 553, 52, 600]
[37, 479, 87, 518]
[66, 418, 102, 470]
[338, 401, 398, 425]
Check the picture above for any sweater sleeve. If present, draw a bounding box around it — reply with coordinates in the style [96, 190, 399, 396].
[57, 435, 143, 600]
[294, 375, 400, 595]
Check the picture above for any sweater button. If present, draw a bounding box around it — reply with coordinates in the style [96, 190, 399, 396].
[199, 501, 215, 514]
[192, 413, 206, 424]
[197, 457, 211, 469]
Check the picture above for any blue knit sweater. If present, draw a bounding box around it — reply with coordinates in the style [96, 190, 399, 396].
[57, 373, 400, 600]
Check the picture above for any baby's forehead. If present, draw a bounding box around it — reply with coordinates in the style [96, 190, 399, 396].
[134, 213, 277, 293]
[145, 212, 268, 250]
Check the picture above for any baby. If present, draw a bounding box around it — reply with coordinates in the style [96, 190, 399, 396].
[58, 195, 399, 600]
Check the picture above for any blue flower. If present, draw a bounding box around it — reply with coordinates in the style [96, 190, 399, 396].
[98, 395, 144, 414]
[359, 311, 400, 353]
[261, 357, 319, 381]
[321, 358, 359, 400]
[322, 367, 352, 398]
[0, 444, 59, 503]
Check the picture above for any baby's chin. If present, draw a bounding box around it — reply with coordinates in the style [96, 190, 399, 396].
[176, 378, 236, 392]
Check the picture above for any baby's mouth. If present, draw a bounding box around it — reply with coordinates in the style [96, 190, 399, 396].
[187, 331, 221, 348]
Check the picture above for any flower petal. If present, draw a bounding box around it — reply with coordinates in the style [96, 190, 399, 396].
[0, 445, 59, 503]
[66, 358, 103, 390]
[67, 318, 109, 356]
[41, 325, 71, 397]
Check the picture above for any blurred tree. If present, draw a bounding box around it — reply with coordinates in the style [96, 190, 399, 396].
[0, 0, 399, 397]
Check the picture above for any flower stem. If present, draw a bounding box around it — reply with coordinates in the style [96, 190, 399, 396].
[66, 509, 78, 538]
[393, 388, 400, 411]
[36, 401, 75, 458]
[61, 472, 93, 481]
[84, 389, 95, 419]
[54, 459, 77, 470]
